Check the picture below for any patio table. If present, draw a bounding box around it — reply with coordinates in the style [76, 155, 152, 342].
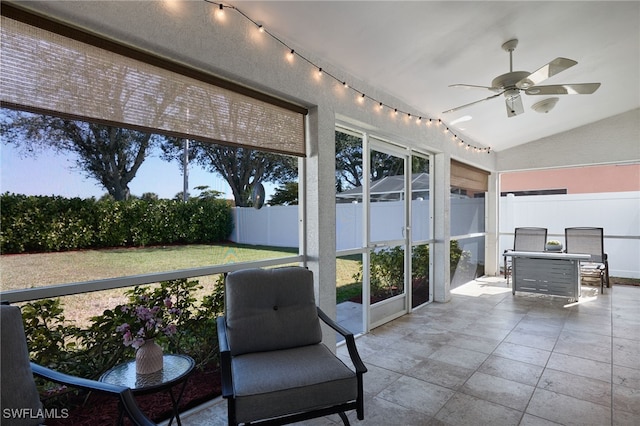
[504, 251, 591, 301]
[99, 354, 194, 426]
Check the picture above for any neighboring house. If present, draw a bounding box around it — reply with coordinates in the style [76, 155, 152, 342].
[500, 163, 640, 196]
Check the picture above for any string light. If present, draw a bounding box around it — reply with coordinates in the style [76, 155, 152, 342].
[202, 1, 490, 154]
[214, 2, 225, 20]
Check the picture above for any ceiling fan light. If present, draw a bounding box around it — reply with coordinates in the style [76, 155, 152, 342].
[531, 97, 559, 113]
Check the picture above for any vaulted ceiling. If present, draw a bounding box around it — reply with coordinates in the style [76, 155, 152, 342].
[231, 1, 640, 152]
[9, 1, 640, 152]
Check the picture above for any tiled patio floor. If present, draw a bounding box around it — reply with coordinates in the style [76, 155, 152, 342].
[170, 278, 640, 425]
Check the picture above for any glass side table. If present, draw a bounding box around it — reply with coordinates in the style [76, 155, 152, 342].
[100, 354, 195, 426]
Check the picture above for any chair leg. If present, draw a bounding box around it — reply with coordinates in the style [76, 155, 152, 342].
[338, 412, 350, 426]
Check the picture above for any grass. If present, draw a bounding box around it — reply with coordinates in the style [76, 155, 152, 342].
[1, 243, 362, 326]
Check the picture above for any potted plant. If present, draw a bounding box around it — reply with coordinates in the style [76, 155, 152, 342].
[545, 240, 563, 252]
[115, 291, 180, 374]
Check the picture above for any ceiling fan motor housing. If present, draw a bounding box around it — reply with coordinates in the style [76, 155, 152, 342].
[492, 71, 531, 91]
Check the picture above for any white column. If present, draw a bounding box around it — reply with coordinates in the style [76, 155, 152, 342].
[485, 172, 500, 276]
[303, 106, 338, 349]
[433, 153, 451, 302]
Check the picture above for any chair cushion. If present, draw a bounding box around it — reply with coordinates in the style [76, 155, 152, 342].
[231, 344, 357, 424]
[225, 267, 322, 355]
[0, 305, 43, 426]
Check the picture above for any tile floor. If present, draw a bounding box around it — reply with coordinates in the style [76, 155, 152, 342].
[171, 278, 640, 426]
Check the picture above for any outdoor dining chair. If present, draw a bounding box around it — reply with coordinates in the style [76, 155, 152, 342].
[0, 303, 155, 426]
[565, 227, 610, 293]
[217, 266, 367, 426]
[503, 227, 548, 284]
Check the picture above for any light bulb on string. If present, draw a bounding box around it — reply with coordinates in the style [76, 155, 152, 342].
[215, 3, 225, 20]
[201, 0, 491, 154]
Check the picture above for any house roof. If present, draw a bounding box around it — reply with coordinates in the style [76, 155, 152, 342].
[337, 173, 430, 201]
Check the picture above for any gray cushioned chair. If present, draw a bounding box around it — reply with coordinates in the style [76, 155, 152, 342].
[217, 267, 367, 426]
[0, 303, 154, 426]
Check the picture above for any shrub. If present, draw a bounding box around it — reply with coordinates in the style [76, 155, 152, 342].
[0, 193, 233, 253]
[23, 278, 225, 382]
[352, 240, 470, 303]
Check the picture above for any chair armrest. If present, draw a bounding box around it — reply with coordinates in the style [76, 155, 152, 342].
[30, 363, 155, 426]
[216, 316, 234, 398]
[317, 308, 367, 375]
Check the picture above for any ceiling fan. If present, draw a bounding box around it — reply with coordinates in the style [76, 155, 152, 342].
[443, 39, 601, 117]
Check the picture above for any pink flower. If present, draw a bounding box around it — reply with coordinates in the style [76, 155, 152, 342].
[116, 294, 179, 348]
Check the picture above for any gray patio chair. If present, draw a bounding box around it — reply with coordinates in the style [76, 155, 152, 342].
[565, 227, 610, 293]
[503, 227, 548, 284]
[0, 303, 155, 426]
[217, 266, 367, 426]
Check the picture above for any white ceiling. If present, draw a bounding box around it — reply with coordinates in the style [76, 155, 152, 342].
[230, 1, 640, 152]
[13, 1, 640, 152]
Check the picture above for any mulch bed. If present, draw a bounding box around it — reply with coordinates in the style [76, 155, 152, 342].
[611, 277, 640, 286]
[348, 278, 429, 306]
[46, 362, 221, 425]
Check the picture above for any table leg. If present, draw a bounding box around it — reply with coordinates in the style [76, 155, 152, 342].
[167, 378, 190, 426]
[116, 401, 125, 426]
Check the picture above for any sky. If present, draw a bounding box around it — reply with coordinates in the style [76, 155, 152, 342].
[0, 143, 235, 200]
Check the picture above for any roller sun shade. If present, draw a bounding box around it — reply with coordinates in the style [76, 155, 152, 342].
[451, 160, 489, 192]
[0, 10, 306, 156]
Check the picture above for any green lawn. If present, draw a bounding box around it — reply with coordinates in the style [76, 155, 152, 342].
[1, 244, 362, 325]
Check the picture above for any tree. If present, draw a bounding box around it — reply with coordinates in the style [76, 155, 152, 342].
[335, 130, 429, 193]
[269, 182, 298, 206]
[335, 131, 363, 193]
[162, 140, 297, 207]
[1, 109, 158, 200]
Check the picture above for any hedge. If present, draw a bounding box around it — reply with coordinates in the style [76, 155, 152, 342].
[0, 193, 234, 254]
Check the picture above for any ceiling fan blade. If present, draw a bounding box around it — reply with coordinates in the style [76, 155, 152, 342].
[449, 84, 500, 92]
[525, 83, 601, 95]
[516, 57, 578, 89]
[505, 94, 524, 118]
[443, 91, 504, 114]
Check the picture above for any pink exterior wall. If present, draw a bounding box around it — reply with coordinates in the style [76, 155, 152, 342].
[500, 164, 640, 194]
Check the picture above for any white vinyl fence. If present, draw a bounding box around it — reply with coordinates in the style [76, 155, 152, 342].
[500, 191, 639, 278]
[230, 191, 639, 278]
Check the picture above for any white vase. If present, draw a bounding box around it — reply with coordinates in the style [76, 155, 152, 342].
[136, 339, 163, 374]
